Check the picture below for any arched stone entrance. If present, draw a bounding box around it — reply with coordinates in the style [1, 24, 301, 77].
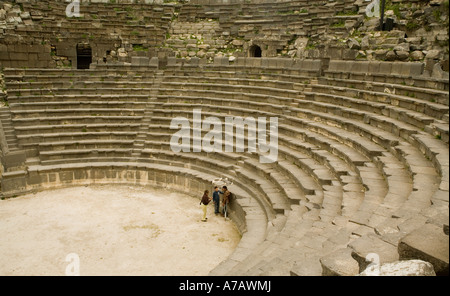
[249, 44, 262, 57]
[76, 43, 92, 69]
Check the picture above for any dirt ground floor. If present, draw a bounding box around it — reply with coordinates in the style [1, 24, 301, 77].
[0, 184, 241, 276]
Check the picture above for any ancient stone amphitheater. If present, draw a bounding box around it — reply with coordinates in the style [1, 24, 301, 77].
[0, 0, 449, 276]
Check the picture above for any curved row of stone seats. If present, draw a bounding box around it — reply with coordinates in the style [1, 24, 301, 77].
[6, 81, 158, 92]
[162, 75, 301, 91]
[6, 73, 157, 84]
[4, 73, 159, 93]
[311, 76, 450, 144]
[7, 30, 163, 47]
[325, 60, 449, 91]
[211, 57, 323, 77]
[11, 27, 124, 42]
[163, 68, 310, 84]
[287, 97, 444, 180]
[316, 76, 450, 106]
[6, 87, 155, 97]
[206, 58, 449, 91]
[23, 26, 166, 44]
[3, 68, 159, 79]
[7, 94, 150, 105]
[303, 87, 449, 144]
[310, 81, 449, 119]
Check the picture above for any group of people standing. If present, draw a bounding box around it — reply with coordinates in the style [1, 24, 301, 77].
[200, 186, 231, 222]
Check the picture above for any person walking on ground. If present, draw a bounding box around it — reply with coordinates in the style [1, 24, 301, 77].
[200, 190, 212, 222]
[221, 186, 231, 217]
[212, 186, 222, 215]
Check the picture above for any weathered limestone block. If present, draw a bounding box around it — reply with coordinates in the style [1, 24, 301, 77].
[349, 233, 399, 272]
[131, 56, 149, 66]
[320, 248, 360, 276]
[0, 170, 27, 193]
[385, 50, 397, 61]
[2, 151, 26, 169]
[0, 9, 6, 20]
[425, 49, 442, 60]
[398, 223, 449, 276]
[290, 256, 323, 276]
[410, 50, 424, 61]
[396, 50, 409, 61]
[359, 260, 436, 276]
[214, 56, 229, 66]
[347, 38, 360, 50]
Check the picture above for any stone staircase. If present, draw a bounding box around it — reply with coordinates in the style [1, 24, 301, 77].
[132, 70, 164, 157]
[0, 108, 19, 152]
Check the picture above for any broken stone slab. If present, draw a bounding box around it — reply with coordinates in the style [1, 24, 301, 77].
[425, 49, 442, 60]
[398, 223, 449, 276]
[349, 233, 399, 273]
[290, 256, 323, 276]
[396, 50, 409, 61]
[320, 248, 360, 276]
[394, 42, 410, 52]
[385, 50, 397, 61]
[359, 259, 436, 276]
[410, 50, 424, 61]
[347, 38, 360, 50]
[432, 62, 449, 79]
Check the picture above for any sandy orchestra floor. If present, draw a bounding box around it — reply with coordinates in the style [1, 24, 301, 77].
[0, 184, 241, 276]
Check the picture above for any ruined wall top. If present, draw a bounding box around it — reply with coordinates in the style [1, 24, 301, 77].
[5, 0, 295, 4]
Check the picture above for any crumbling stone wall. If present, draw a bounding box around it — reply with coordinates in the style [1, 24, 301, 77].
[1, 0, 449, 68]
[1, 0, 176, 68]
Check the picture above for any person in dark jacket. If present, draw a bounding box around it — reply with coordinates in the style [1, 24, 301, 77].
[212, 186, 222, 214]
[221, 186, 231, 217]
[201, 190, 212, 222]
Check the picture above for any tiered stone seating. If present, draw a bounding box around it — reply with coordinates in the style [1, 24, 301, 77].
[0, 58, 448, 276]
[15, 0, 174, 43]
[142, 64, 446, 275]
[3, 68, 160, 166]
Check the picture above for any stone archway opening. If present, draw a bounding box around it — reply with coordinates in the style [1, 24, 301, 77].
[76, 43, 92, 69]
[249, 45, 262, 57]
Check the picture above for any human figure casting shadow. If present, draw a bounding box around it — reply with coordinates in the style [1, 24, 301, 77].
[200, 190, 212, 222]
